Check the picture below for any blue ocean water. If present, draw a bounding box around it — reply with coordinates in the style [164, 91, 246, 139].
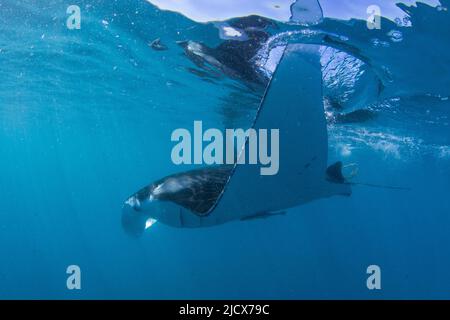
[0, 0, 449, 299]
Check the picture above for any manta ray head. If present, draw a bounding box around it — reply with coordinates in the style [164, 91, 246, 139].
[122, 179, 193, 236]
[121, 185, 162, 237]
[121, 165, 237, 233]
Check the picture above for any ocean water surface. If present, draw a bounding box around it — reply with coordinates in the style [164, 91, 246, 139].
[0, 0, 449, 299]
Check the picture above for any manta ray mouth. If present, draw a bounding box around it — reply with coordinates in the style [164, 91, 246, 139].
[121, 202, 152, 237]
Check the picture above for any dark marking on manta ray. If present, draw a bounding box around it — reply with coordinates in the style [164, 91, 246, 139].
[299, 155, 318, 174]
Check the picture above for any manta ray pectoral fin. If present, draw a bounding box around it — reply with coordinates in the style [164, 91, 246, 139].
[240, 211, 286, 221]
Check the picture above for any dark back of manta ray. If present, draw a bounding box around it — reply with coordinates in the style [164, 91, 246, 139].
[154, 166, 233, 216]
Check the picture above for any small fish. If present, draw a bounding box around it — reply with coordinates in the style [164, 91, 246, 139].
[149, 38, 168, 51]
[240, 211, 286, 221]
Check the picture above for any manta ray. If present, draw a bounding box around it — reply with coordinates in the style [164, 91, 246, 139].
[122, 44, 352, 236]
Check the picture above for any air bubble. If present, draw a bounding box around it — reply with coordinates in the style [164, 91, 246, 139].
[387, 30, 403, 43]
[371, 38, 390, 48]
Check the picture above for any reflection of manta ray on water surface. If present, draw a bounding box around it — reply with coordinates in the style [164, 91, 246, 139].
[122, 43, 352, 235]
[176, 13, 381, 127]
[177, 15, 277, 87]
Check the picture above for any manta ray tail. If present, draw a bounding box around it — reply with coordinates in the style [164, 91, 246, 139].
[350, 182, 411, 191]
[327, 161, 410, 191]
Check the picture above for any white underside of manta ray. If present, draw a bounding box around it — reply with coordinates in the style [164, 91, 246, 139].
[121, 43, 352, 236]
